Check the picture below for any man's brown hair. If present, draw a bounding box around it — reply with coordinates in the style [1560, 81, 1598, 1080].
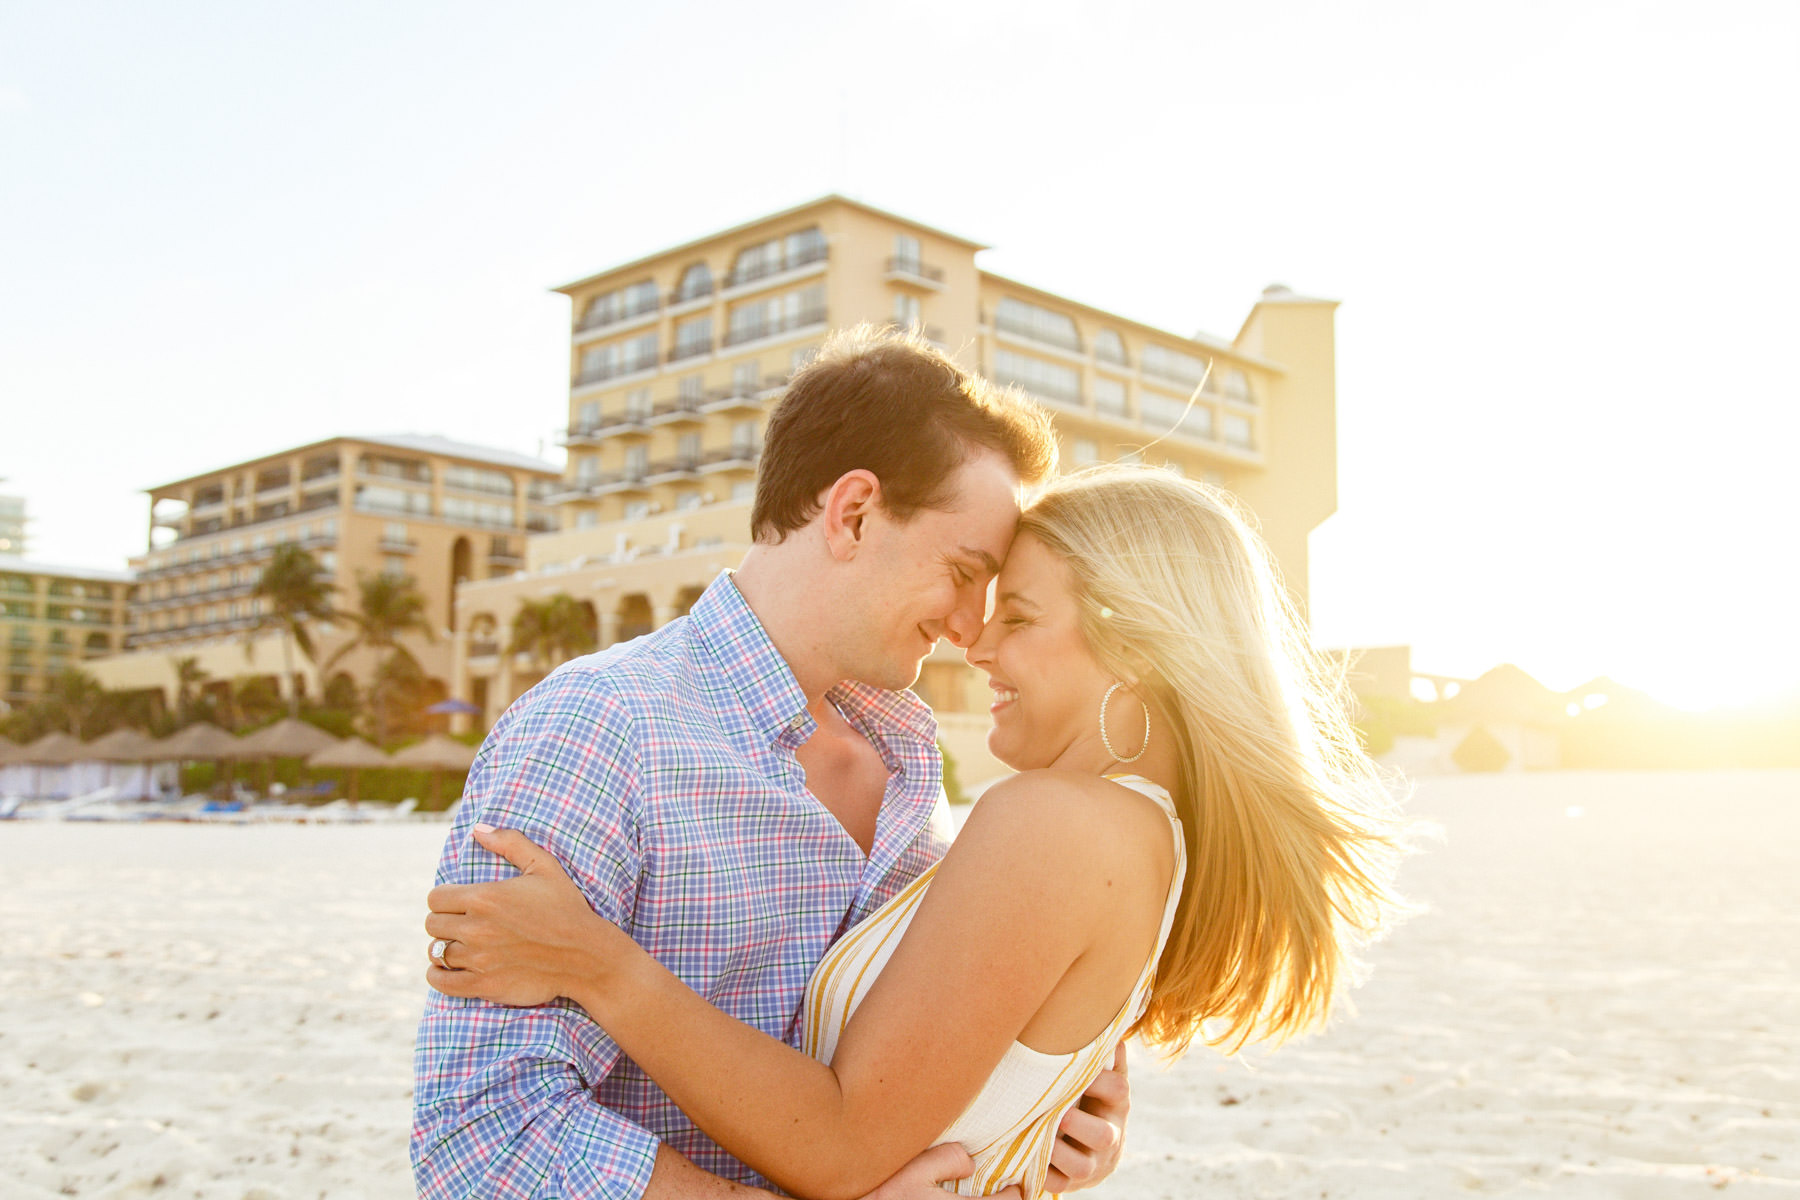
[751, 325, 1057, 543]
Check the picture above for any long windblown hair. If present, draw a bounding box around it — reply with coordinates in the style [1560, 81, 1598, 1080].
[1018, 464, 1410, 1056]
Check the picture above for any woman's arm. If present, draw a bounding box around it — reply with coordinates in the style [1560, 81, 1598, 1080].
[429, 773, 1145, 1200]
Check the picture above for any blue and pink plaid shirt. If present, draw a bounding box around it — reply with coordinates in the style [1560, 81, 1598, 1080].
[412, 572, 949, 1199]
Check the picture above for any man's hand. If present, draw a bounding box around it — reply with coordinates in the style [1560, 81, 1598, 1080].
[1044, 1043, 1130, 1192]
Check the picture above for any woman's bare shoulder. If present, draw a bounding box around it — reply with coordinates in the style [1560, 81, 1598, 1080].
[954, 769, 1177, 876]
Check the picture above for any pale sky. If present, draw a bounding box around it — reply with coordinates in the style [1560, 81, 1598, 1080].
[2, 0, 1795, 711]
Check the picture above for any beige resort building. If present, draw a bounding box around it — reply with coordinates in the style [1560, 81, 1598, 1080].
[1, 557, 135, 712]
[453, 196, 1341, 784]
[86, 435, 558, 709]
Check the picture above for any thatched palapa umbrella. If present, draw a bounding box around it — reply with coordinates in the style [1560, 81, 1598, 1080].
[239, 718, 341, 796]
[389, 733, 477, 808]
[16, 731, 85, 797]
[142, 722, 252, 797]
[306, 737, 390, 803]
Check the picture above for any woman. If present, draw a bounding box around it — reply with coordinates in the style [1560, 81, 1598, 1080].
[426, 465, 1409, 1199]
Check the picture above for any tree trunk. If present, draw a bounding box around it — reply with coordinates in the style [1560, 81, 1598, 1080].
[281, 627, 300, 719]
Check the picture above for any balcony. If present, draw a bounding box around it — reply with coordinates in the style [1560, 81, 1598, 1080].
[994, 316, 1083, 355]
[379, 536, 419, 554]
[647, 395, 709, 427]
[573, 358, 658, 390]
[696, 443, 761, 474]
[644, 456, 701, 485]
[576, 297, 661, 335]
[666, 339, 714, 365]
[885, 257, 946, 290]
[554, 470, 650, 501]
[560, 410, 653, 445]
[468, 640, 500, 659]
[725, 244, 828, 290]
[486, 549, 523, 568]
[723, 305, 828, 348]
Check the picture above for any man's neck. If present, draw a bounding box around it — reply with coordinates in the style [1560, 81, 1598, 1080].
[729, 547, 842, 705]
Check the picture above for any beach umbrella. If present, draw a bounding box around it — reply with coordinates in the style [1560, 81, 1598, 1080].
[306, 737, 390, 803]
[84, 728, 159, 762]
[0, 736, 19, 765]
[237, 717, 340, 760]
[19, 731, 85, 764]
[389, 733, 477, 807]
[144, 722, 251, 762]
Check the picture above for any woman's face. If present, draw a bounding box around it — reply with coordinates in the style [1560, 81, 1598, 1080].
[965, 532, 1118, 772]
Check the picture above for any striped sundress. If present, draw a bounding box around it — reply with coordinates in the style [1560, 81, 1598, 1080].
[800, 775, 1186, 1198]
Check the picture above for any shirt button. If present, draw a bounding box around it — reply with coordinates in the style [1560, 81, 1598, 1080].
[787, 715, 806, 732]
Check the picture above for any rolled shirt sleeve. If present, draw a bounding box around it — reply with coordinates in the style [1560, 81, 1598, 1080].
[412, 669, 659, 1200]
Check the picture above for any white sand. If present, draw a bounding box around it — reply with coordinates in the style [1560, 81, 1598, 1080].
[3, 769, 1797, 1198]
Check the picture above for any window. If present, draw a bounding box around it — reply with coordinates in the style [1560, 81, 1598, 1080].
[679, 374, 703, 402]
[729, 227, 826, 286]
[575, 510, 598, 529]
[359, 454, 431, 484]
[582, 279, 659, 329]
[730, 480, 756, 503]
[732, 360, 760, 394]
[732, 419, 759, 451]
[893, 233, 921, 272]
[355, 485, 433, 517]
[995, 298, 1081, 352]
[624, 445, 649, 478]
[677, 491, 704, 511]
[992, 348, 1081, 406]
[673, 314, 713, 359]
[577, 457, 600, 483]
[726, 284, 825, 345]
[1141, 344, 1209, 389]
[1118, 450, 1143, 465]
[892, 292, 921, 328]
[444, 465, 514, 496]
[382, 555, 408, 577]
[383, 522, 409, 543]
[790, 346, 816, 374]
[1094, 330, 1127, 365]
[578, 401, 600, 429]
[623, 500, 651, 521]
[578, 333, 658, 382]
[1219, 367, 1255, 404]
[678, 432, 702, 461]
[676, 262, 713, 302]
[439, 496, 513, 526]
[1071, 438, 1099, 465]
[626, 388, 652, 420]
[1140, 392, 1212, 439]
[1093, 376, 1127, 416]
[1223, 413, 1254, 449]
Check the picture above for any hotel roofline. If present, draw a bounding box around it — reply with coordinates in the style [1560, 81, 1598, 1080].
[552, 194, 990, 296]
[977, 270, 1288, 374]
[0, 555, 136, 584]
[142, 433, 560, 496]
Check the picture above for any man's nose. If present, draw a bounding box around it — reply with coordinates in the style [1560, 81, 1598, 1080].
[942, 594, 985, 648]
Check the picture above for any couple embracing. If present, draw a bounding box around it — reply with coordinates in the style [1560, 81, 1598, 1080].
[412, 328, 1407, 1199]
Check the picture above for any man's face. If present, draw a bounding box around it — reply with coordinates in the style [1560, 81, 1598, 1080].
[847, 449, 1022, 692]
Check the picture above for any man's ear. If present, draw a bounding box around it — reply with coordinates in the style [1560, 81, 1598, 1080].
[820, 470, 881, 561]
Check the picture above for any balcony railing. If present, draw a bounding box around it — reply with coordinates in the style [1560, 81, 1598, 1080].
[379, 536, 418, 554]
[668, 283, 714, 306]
[577, 297, 661, 333]
[469, 640, 500, 659]
[574, 357, 658, 387]
[723, 305, 827, 347]
[696, 443, 762, 473]
[666, 339, 714, 364]
[726, 244, 828, 289]
[644, 456, 701, 483]
[885, 256, 945, 285]
[648, 396, 710, 425]
[994, 315, 1083, 354]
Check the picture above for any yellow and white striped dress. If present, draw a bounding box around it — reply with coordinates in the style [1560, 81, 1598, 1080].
[800, 775, 1186, 1198]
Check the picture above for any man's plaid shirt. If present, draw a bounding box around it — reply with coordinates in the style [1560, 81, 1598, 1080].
[412, 572, 949, 1199]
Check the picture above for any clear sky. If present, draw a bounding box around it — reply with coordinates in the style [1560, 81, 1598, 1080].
[2, 0, 1794, 711]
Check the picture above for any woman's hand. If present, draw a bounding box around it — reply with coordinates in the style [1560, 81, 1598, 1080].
[856, 1143, 1022, 1200]
[425, 824, 630, 1007]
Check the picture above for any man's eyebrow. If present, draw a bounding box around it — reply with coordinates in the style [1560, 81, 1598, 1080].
[960, 546, 1001, 575]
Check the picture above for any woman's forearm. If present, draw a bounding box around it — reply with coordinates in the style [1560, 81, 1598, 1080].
[568, 947, 904, 1200]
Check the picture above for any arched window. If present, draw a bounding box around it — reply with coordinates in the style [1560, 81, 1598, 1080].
[1094, 330, 1128, 365]
[677, 262, 713, 303]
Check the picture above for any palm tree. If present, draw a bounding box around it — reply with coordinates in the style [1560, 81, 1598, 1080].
[246, 544, 336, 719]
[46, 667, 106, 738]
[326, 571, 434, 743]
[170, 655, 208, 725]
[508, 593, 598, 670]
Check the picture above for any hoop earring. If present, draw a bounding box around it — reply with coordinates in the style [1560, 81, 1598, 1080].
[1099, 681, 1150, 764]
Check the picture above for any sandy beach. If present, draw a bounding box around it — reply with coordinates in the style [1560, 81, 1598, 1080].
[4, 768, 1797, 1198]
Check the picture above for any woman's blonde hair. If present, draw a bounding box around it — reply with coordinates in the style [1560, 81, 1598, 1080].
[1018, 464, 1409, 1056]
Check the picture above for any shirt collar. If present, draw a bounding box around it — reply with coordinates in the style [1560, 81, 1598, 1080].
[689, 571, 940, 752]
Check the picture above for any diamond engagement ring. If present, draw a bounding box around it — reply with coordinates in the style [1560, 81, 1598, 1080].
[429, 938, 452, 969]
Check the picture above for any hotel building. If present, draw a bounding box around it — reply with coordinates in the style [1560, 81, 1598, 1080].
[0, 493, 26, 556]
[452, 196, 1341, 783]
[85, 435, 559, 707]
[1, 557, 135, 712]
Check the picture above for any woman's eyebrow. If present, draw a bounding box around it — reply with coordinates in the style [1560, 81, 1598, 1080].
[995, 591, 1040, 610]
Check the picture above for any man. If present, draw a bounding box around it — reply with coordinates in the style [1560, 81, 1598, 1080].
[413, 327, 1129, 1198]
